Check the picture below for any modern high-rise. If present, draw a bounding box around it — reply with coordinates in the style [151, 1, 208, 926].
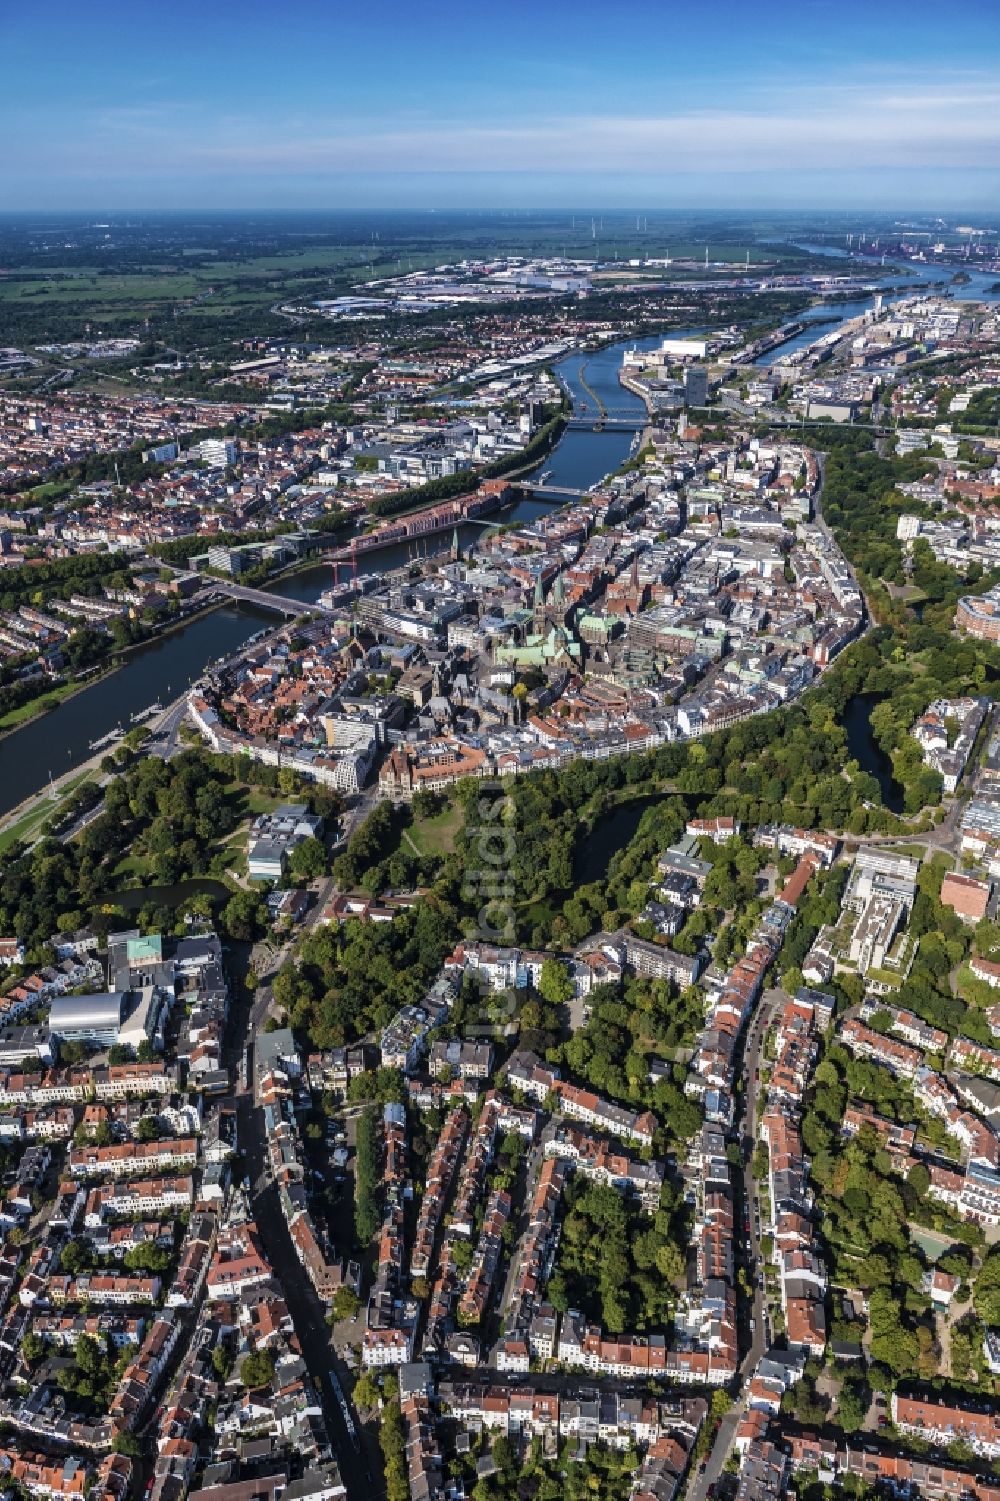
[195, 437, 239, 469]
[683, 365, 708, 407]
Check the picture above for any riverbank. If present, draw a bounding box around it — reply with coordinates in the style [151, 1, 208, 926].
[0, 593, 233, 746]
[0, 767, 103, 855]
[0, 325, 796, 816]
[0, 600, 277, 820]
[0, 679, 82, 738]
[355, 410, 571, 528]
[0, 696, 183, 850]
[618, 371, 655, 412]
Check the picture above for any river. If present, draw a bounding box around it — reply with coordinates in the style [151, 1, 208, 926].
[265, 336, 662, 605]
[757, 246, 1000, 364]
[0, 270, 976, 822]
[0, 341, 652, 821]
[0, 604, 271, 819]
[110, 877, 232, 910]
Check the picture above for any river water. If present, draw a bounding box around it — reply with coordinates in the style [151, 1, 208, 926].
[266, 337, 661, 606]
[758, 247, 1000, 364]
[575, 792, 698, 885]
[2, 264, 988, 821]
[0, 605, 271, 818]
[0, 343, 650, 820]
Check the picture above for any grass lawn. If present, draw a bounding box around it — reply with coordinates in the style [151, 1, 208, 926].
[25, 479, 77, 504]
[0, 807, 48, 854]
[954, 961, 999, 1009]
[0, 768, 99, 854]
[864, 968, 904, 990]
[0, 271, 204, 305]
[223, 783, 289, 816]
[878, 841, 947, 860]
[408, 799, 465, 857]
[245, 790, 289, 815]
[213, 840, 247, 878]
[0, 681, 79, 732]
[517, 897, 559, 932]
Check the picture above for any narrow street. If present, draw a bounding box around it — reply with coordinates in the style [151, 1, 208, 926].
[739, 987, 784, 1373]
[686, 985, 783, 1501]
[238, 1084, 380, 1499]
[220, 858, 379, 1500]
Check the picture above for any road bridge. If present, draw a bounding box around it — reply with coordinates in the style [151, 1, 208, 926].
[209, 581, 310, 617]
[573, 402, 646, 416]
[460, 484, 589, 517]
[523, 484, 589, 500]
[565, 415, 646, 432]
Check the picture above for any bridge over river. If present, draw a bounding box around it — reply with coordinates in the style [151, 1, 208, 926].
[565, 414, 647, 432]
[521, 483, 589, 501]
[209, 580, 314, 616]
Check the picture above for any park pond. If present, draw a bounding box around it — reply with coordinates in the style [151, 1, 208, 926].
[843, 694, 905, 815]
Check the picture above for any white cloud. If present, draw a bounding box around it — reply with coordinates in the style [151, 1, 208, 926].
[7, 75, 1000, 181]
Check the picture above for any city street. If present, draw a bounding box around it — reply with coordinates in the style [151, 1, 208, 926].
[686, 984, 783, 1501]
[238, 1088, 380, 1499]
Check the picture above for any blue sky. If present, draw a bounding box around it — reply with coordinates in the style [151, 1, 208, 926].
[3, 0, 999, 210]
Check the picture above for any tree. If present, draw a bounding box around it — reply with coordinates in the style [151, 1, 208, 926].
[354, 1107, 382, 1246]
[21, 1331, 45, 1367]
[836, 1383, 868, 1434]
[492, 1435, 516, 1472]
[124, 1243, 171, 1274]
[76, 1333, 103, 1378]
[908, 1161, 930, 1198]
[352, 1370, 381, 1410]
[240, 1350, 275, 1390]
[222, 888, 266, 942]
[411, 789, 444, 820]
[60, 1238, 89, 1275]
[451, 1238, 473, 1275]
[289, 836, 327, 882]
[380, 1395, 408, 1501]
[654, 1240, 687, 1290]
[974, 1246, 1000, 1325]
[331, 1286, 360, 1322]
[212, 1344, 234, 1381]
[537, 958, 573, 1008]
